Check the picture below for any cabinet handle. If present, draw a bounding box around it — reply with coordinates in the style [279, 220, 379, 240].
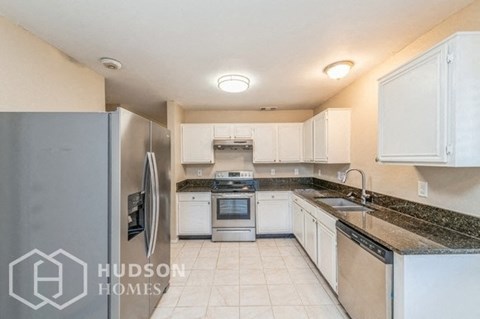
[192, 197, 195, 200]
[257, 201, 259, 204]
[271, 195, 275, 199]
[375, 157, 379, 162]
[208, 202, 210, 205]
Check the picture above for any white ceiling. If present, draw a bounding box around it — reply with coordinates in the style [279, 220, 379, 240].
[0, 0, 474, 113]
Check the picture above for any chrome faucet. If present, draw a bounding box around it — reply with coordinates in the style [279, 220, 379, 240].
[341, 168, 370, 204]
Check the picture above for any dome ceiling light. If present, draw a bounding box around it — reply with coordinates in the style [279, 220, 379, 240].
[323, 60, 354, 79]
[217, 74, 250, 93]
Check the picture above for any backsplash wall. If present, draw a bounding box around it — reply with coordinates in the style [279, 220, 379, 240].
[183, 149, 314, 178]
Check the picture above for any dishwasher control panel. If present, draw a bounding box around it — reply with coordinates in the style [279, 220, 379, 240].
[337, 221, 393, 264]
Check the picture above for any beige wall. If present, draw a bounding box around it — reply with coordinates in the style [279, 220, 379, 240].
[314, 0, 480, 217]
[184, 109, 313, 123]
[167, 101, 186, 241]
[182, 108, 314, 179]
[0, 17, 104, 111]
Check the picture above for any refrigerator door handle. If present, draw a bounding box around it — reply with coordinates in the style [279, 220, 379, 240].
[149, 152, 160, 256]
[145, 152, 157, 258]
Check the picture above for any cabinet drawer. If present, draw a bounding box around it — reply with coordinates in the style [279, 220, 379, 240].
[177, 192, 211, 202]
[316, 208, 337, 232]
[257, 191, 290, 200]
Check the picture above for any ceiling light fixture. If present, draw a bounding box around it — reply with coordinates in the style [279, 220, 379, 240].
[217, 74, 250, 93]
[323, 60, 354, 79]
[100, 57, 122, 70]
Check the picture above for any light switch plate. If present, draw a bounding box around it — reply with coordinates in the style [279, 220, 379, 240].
[337, 171, 345, 181]
[294, 168, 299, 176]
[418, 181, 428, 198]
[318, 169, 321, 176]
[270, 169, 276, 176]
[197, 169, 202, 177]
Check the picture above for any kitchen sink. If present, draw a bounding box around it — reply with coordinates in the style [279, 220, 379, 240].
[316, 197, 372, 212]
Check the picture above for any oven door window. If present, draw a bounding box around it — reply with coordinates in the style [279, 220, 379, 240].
[216, 198, 250, 220]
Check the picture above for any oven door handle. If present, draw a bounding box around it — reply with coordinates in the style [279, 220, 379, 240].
[212, 193, 255, 198]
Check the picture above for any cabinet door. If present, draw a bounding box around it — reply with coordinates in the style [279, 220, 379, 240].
[178, 200, 212, 235]
[233, 125, 253, 138]
[304, 213, 317, 263]
[317, 223, 337, 292]
[292, 202, 305, 246]
[213, 124, 233, 139]
[181, 124, 214, 164]
[277, 123, 303, 163]
[313, 112, 328, 162]
[256, 199, 291, 234]
[303, 118, 314, 162]
[253, 125, 277, 163]
[378, 45, 448, 163]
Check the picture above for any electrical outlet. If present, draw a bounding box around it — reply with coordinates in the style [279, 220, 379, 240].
[294, 168, 299, 176]
[337, 171, 345, 181]
[197, 169, 203, 177]
[318, 169, 321, 176]
[270, 169, 276, 176]
[418, 181, 428, 198]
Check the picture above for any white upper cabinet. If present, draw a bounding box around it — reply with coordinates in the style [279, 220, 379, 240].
[378, 32, 480, 166]
[181, 124, 214, 164]
[277, 123, 303, 163]
[303, 118, 314, 163]
[213, 124, 253, 139]
[313, 108, 351, 163]
[253, 124, 278, 162]
[253, 123, 303, 163]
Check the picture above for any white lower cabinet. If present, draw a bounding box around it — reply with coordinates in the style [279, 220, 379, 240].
[177, 193, 212, 235]
[256, 192, 291, 234]
[317, 221, 337, 292]
[304, 212, 318, 263]
[292, 202, 305, 246]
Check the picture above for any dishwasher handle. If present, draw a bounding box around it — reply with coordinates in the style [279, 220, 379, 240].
[336, 221, 393, 264]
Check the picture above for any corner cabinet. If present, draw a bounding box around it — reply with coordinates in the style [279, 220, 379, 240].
[378, 32, 480, 167]
[313, 108, 351, 163]
[303, 118, 314, 163]
[181, 124, 214, 164]
[177, 193, 212, 235]
[256, 192, 291, 234]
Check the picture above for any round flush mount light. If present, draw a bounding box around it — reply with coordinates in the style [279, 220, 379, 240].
[323, 60, 354, 79]
[100, 57, 122, 70]
[217, 74, 250, 93]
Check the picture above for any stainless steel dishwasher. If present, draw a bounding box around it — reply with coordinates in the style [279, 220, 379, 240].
[336, 221, 393, 319]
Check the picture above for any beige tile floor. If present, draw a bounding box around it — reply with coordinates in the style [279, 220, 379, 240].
[151, 238, 349, 319]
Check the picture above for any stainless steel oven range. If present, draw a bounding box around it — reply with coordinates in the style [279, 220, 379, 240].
[211, 171, 256, 241]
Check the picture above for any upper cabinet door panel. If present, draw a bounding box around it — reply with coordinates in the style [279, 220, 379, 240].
[233, 125, 253, 138]
[378, 33, 480, 166]
[181, 124, 214, 164]
[277, 124, 302, 163]
[213, 124, 233, 139]
[313, 112, 328, 162]
[378, 45, 448, 163]
[253, 125, 277, 163]
[303, 118, 314, 162]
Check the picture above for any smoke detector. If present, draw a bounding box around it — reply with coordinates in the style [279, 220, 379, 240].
[99, 57, 122, 70]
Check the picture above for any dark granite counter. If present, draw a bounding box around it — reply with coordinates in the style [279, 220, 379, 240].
[176, 177, 480, 255]
[294, 189, 480, 255]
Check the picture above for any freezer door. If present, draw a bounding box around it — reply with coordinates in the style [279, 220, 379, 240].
[0, 113, 109, 319]
[148, 123, 171, 313]
[111, 109, 151, 319]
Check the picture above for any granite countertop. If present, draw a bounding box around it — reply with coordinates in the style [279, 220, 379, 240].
[176, 178, 480, 255]
[177, 185, 213, 192]
[294, 189, 480, 255]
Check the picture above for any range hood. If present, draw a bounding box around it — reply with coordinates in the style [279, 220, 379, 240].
[213, 139, 253, 150]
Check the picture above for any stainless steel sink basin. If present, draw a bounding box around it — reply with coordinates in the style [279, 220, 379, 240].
[316, 198, 372, 212]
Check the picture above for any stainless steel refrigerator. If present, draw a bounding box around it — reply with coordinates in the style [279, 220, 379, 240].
[0, 108, 171, 319]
